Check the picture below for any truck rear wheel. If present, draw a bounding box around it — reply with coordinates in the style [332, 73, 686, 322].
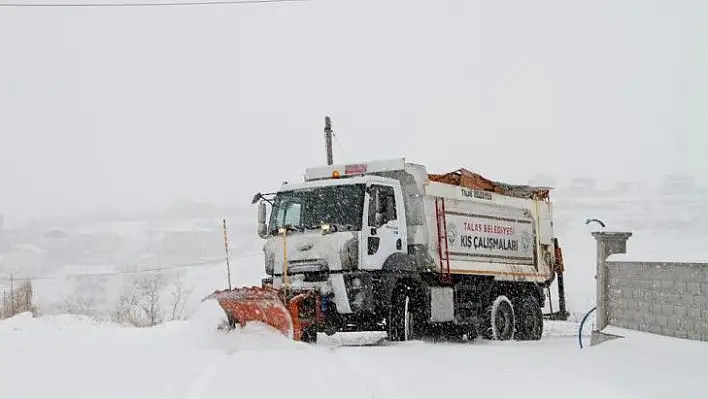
[486, 295, 515, 341]
[513, 295, 543, 341]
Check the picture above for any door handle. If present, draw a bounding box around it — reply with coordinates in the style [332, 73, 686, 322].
[396, 238, 402, 250]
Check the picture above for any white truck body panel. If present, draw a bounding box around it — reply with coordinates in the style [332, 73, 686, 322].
[423, 181, 554, 283]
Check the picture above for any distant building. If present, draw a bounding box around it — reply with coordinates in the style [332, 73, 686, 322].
[611, 180, 649, 196]
[569, 177, 597, 190]
[659, 175, 696, 195]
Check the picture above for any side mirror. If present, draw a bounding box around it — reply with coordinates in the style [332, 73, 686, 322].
[257, 201, 268, 238]
[252, 192, 262, 205]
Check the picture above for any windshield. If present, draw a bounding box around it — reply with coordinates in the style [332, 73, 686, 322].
[268, 183, 366, 234]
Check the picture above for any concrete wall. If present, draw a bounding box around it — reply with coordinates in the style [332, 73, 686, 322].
[606, 261, 708, 341]
[592, 232, 708, 342]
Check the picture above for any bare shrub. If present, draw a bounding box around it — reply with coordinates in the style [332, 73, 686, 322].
[0, 279, 38, 319]
[60, 294, 96, 317]
[168, 275, 193, 322]
[111, 273, 166, 327]
[137, 274, 163, 326]
[111, 288, 142, 326]
[108, 270, 195, 327]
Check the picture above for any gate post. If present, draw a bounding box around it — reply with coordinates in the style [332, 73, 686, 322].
[590, 231, 632, 345]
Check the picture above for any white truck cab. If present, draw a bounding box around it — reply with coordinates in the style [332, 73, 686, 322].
[256, 173, 408, 315]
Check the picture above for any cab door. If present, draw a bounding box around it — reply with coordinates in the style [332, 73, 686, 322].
[360, 182, 407, 270]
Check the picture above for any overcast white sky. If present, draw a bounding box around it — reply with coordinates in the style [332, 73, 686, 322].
[1, 0, 706, 221]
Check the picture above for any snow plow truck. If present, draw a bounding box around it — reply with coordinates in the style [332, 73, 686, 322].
[206, 158, 567, 343]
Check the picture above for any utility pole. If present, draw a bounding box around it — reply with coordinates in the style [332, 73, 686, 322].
[324, 116, 333, 165]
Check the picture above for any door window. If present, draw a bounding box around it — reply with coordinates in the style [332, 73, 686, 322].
[367, 185, 397, 227]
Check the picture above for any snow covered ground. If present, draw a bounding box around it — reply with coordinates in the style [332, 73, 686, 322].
[2, 189, 708, 398]
[1, 304, 707, 399]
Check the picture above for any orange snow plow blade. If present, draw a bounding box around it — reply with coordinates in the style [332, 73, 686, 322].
[203, 286, 321, 341]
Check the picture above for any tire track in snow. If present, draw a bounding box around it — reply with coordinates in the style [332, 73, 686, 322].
[157, 353, 231, 399]
[264, 341, 379, 399]
[182, 360, 225, 399]
[173, 345, 342, 399]
[322, 344, 419, 399]
[162, 333, 402, 399]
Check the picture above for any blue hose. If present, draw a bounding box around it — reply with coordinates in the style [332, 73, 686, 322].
[578, 306, 597, 349]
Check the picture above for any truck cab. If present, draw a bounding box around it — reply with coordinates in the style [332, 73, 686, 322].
[255, 171, 409, 324]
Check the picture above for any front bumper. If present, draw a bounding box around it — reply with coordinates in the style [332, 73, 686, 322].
[268, 270, 375, 315]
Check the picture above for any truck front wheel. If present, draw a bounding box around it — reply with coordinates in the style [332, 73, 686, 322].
[388, 286, 424, 342]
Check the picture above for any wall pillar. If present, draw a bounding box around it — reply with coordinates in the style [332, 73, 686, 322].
[590, 231, 632, 345]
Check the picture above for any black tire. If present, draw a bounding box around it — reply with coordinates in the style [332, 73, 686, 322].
[301, 326, 318, 343]
[513, 295, 543, 341]
[485, 295, 515, 341]
[388, 285, 424, 342]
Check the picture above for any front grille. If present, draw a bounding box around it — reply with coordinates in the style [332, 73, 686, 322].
[303, 272, 329, 282]
[287, 259, 327, 274]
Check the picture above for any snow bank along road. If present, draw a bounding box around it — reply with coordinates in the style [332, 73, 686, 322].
[2, 302, 708, 399]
